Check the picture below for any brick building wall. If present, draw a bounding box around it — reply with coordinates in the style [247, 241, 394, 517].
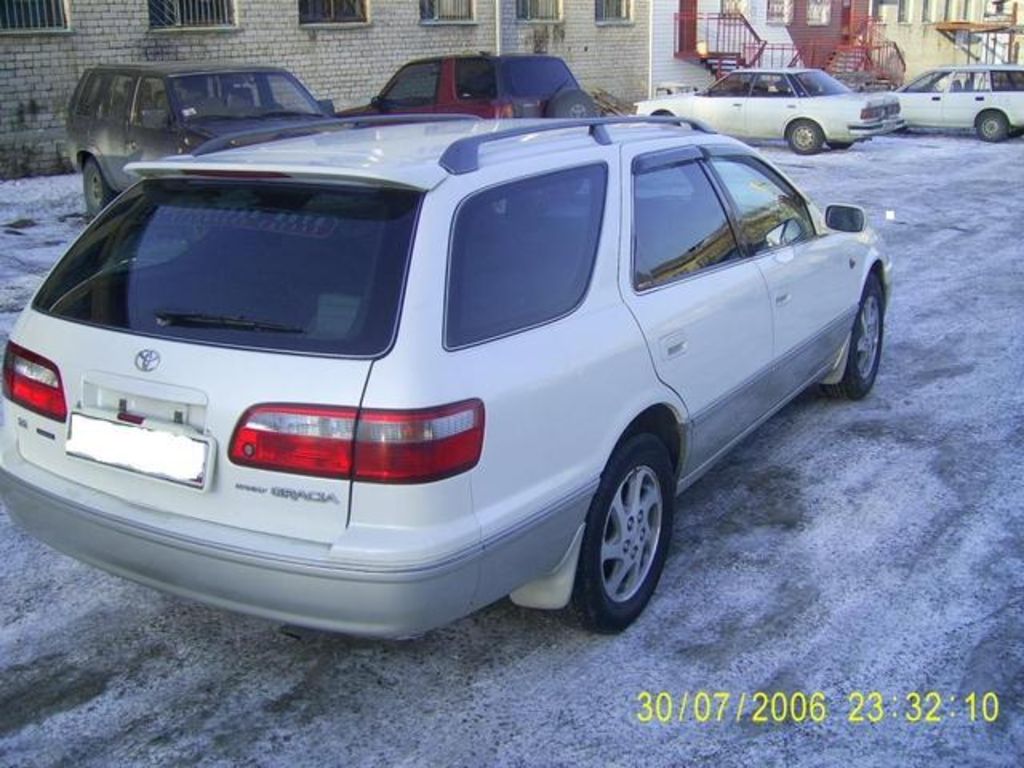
[0, 1, 651, 179]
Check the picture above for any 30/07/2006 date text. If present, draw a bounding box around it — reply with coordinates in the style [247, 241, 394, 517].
[635, 690, 1000, 725]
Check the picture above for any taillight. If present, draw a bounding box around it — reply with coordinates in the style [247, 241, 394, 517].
[2, 342, 67, 422]
[860, 106, 880, 120]
[229, 399, 484, 484]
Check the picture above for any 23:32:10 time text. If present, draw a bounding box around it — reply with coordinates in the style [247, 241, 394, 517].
[634, 690, 1001, 725]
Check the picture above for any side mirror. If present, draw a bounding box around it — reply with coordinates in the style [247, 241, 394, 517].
[825, 204, 865, 233]
[317, 98, 335, 115]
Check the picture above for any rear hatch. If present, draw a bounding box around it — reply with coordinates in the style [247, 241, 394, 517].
[8, 177, 421, 543]
[497, 57, 580, 117]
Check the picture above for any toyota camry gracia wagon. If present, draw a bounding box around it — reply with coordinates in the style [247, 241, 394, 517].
[0, 116, 891, 637]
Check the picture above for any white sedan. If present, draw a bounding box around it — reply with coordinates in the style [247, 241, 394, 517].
[636, 68, 904, 155]
[896, 65, 1024, 142]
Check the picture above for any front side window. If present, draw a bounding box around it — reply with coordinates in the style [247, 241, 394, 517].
[595, 0, 630, 22]
[0, 0, 68, 31]
[420, 0, 473, 22]
[299, 0, 367, 24]
[706, 72, 754, 97]
[632, 160, 740, 291]
[132, 77, 171, 128]
[379, 61, 441, 107]
[806, 0, 831, 25]
[148, 0, 235, 29]
[34, 181, 422, 357]
[517, 0, 561, 21]
[903, 70, 951, 93]
[446, 165, 606, 348]
[750, 73, 795, 98]
[709, 156, 814, 255]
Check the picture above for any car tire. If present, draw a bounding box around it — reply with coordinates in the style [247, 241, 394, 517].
[83, 157, 115, 217]
[976, 110, 1009, 142]
[786, 119, 826, 155]
[573, 434, 675, 633]
[545, 89, 599, 119]
[822, 273, 885, 401]
[827, 141, 854, 150]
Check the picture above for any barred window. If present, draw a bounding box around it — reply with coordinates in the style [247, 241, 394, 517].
[766, 0, 792, 24]
[148, 0, 234, 29]
[0, 0, 67, 30]
[897, 0, 909, 22]
[921, 0, 931, 22]
[421, 0, 473, 22]
[595, 0, 630, 21]
[806, 0, 831, 25]
[517, 0, 560, 21]
[299, 0, 367, 24]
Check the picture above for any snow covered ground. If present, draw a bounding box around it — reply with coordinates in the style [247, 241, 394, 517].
[0, 134, 1022, 766]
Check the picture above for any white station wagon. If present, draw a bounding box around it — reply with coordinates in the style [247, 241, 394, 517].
[0, 117, 891, 637]
[636, 68, 904, 154]
[896, 65, 1024, 142]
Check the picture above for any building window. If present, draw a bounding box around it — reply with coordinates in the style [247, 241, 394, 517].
[420, 0, 472, 22]
[517, 0, 560, 21]
[1, 0, 67, 30]
[943, 0, 952, 19]
[959, 0, 970, 19]
[806, 0, 831, 25]
[721, 0, 747, 13]
[595, 0, 630, 21]
[921, 0, 931, 22]
[148, 0, 234, 28]
[898, 0, 909, 21]
[299, 0, 368, 24]
[766, 0, 792, 24]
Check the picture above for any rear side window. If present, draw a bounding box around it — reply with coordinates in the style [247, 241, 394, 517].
[498, 58, 577, 98]
[33, 181, 422, 357]
[380, 62, 441, 107]
[456, 58, 497, 100]
[633, 161, 740, 290]
[446, 165, 607, 349]
[992, 70, 1024, 91]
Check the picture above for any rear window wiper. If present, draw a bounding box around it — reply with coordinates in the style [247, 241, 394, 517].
[155, 311, 304, 333]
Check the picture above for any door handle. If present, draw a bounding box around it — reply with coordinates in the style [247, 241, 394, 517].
[931, 96, 941, 101]
[127, 140, 138, 152]
[975, 96, 984, 102]
[775, 293, 792, 307]
[732, 103, 743, 108]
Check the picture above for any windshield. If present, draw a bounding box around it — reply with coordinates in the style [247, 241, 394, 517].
[34, 180, 422, 357]
[169, 72, 323, 121]
[791, 71, 851, 97]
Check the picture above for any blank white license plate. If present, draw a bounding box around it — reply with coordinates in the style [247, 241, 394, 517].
[66, 413, 210, 489]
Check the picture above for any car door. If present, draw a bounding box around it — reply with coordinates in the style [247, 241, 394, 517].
[698, 72, 755, 135]
[451, 57, 499, 117]
[745, 72, 801, 139]
[91, 72, 138, 190]
[898, 70, 951, 127]
[618, 146, 774, 476]
[124, 77, 180, 172]
[705, 152, 859, 398]
[942, 70, 992, 128]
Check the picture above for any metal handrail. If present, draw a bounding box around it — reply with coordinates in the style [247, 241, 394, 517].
[439, 116, 715, 175]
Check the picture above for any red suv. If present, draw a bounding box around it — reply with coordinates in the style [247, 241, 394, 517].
[342, 54, 598, 119]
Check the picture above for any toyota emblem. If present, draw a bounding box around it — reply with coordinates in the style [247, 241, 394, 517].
[135, 349, 161, 372]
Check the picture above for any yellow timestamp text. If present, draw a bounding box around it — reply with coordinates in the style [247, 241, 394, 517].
[634, 690, 1001, 725]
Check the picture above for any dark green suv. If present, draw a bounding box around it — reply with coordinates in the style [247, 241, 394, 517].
[66, 62, 335, 215]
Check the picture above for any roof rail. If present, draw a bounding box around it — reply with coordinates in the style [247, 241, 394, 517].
[438, 116, 715, 175]
[192, 114, 482, 157]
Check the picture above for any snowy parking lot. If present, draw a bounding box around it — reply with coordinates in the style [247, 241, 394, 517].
[1, 133, 1022, 766]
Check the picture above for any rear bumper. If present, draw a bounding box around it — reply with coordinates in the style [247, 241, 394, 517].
[0, 452, 482, 638]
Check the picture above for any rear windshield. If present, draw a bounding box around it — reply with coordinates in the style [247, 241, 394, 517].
[791, 71, 851, 97]
[498, 58, 578, 98]
[33, 180, 422, 357]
